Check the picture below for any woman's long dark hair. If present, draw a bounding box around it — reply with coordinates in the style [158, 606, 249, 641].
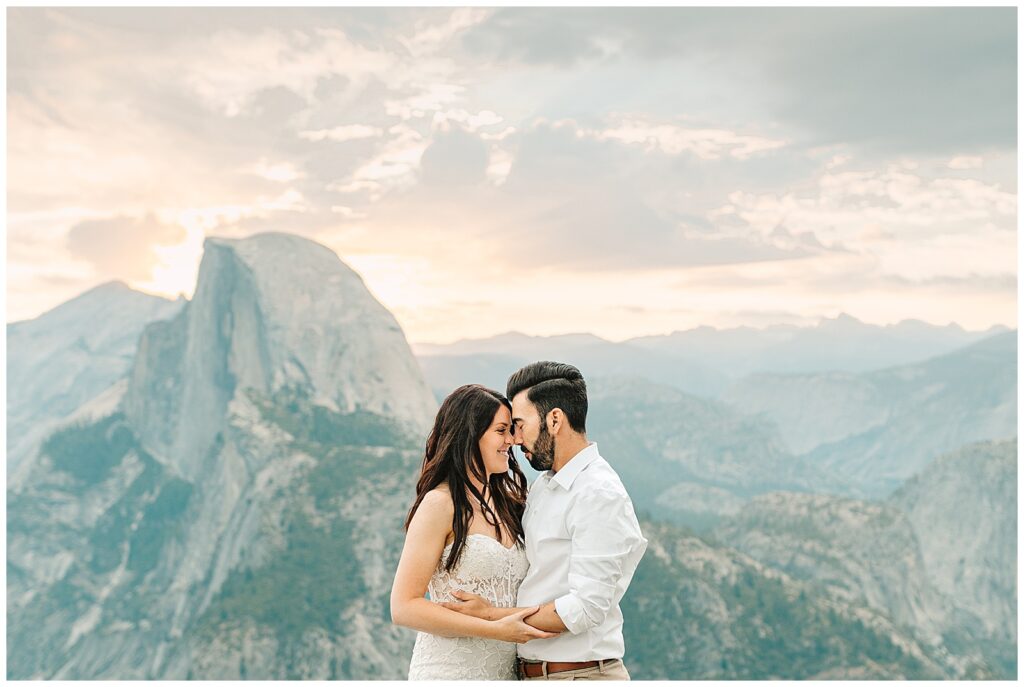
[404, 384, 528, 572]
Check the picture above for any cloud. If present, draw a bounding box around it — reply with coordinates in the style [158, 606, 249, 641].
[398, 7, 492, 59]
[326, 123, 429, 199]
[716, 162, 1016, 250]
[499, 123, 820, 269]
[243, 158, 305, 182]
[177, 26, 399, 117]
[354, 122, 828, 272]
[586, 118, 788, 160]
[384, 82, 466, 119]
[948, 155, 984, 170]
[459, 7, 1016, 156]
[419, 126, 489, 186]
[65, 214, 187, 279]
[881, 272, 1016, 292]
[432, 108, 504, 131]
[7, 8, 1015, 335]
[299, 124, 384, 142]
[459, 8, 611, 66]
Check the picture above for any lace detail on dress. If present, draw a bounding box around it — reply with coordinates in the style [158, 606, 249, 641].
[407, 534, 529, 680]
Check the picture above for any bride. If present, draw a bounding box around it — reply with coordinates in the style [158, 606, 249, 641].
[390, 384, 559, 680]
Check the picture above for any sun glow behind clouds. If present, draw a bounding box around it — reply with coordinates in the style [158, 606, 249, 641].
[129, 216, 206, 300]
[6, 8, 1017, 336]
[342, 253, 437, 310]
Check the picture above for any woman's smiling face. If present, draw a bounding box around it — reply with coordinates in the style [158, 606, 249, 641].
[479, 404, 514, 477]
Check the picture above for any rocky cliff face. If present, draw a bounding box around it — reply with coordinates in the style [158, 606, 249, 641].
[7, 281, 183, 486]
[622, 519, 957, 679]
[708, 439, 1017, 678]
[890, 439, 1017, 648]
[123, 233, 436, 483]
[710, 493, 955, 644]
[8, 232, 436, 679]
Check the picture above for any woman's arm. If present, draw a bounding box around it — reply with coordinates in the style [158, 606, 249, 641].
[389, 490, 557, 643]
[443, 591, 568, 633]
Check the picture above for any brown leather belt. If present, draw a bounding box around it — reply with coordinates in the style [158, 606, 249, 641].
[517, 658, 619, 678]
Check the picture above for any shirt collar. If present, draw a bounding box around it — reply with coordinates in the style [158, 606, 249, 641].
[547, 442, 600, 491]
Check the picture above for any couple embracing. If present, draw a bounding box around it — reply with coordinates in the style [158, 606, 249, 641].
[391, 361, 648, 680]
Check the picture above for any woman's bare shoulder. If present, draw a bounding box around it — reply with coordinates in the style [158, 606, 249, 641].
[418, 486, 454, 515]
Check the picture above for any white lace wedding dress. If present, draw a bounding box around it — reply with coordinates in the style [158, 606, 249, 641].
[407, 533, 530, 680]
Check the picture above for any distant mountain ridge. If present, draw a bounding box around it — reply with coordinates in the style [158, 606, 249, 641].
[722, 330, 1014, 443]
[630, 313, 1009, 376]
[415, 314, 1009, 382]
[586, 375, 860, 530]
[795, 332, 1014, 496]
[7, 281, 184, 485]
[416, 331, 729, 400]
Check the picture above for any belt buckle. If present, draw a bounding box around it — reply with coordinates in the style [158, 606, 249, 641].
[521, 659, 542, 679]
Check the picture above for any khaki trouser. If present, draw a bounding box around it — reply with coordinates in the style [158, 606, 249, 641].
[520, 659, 630, 681]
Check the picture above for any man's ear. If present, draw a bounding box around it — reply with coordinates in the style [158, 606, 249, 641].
[547, 408, 563, 434]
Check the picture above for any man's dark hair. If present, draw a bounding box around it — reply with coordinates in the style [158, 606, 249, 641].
[506, 361, 587, 433]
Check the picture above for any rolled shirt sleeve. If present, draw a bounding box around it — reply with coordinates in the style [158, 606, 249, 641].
[553, 486, 647, 635]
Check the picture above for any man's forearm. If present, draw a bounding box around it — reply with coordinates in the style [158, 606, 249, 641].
[523, 601, 568, 632]
[484, 602, 567, 632]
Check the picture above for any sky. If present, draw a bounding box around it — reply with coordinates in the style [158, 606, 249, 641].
[6, 7, 1018, 343]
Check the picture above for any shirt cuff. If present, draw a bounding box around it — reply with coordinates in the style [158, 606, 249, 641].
[553, 593, 588, 635]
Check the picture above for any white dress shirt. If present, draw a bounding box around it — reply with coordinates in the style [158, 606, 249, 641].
[516, 442, 648, 661]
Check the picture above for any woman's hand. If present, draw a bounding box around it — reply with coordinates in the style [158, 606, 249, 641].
[489, 607, 561, 644]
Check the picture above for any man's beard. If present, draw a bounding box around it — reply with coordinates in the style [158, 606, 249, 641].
[524, 424, 555, 471]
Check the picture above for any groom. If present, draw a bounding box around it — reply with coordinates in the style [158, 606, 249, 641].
[445, 361, 648, 680]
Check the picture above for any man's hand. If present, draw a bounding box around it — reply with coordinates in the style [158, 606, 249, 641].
[440, 590, 494, 620]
